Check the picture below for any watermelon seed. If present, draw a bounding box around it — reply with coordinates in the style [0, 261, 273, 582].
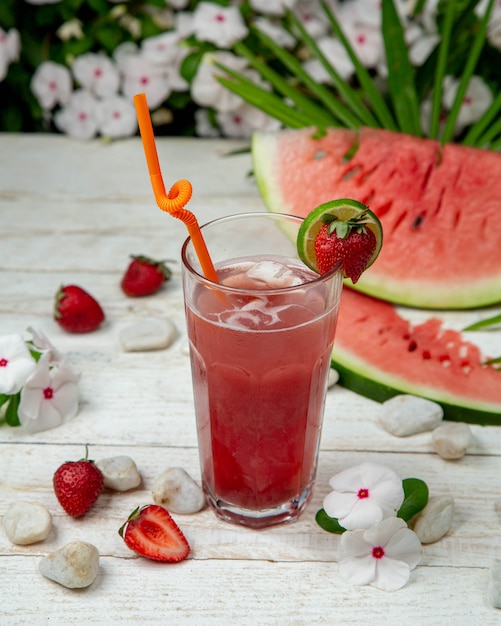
[413, 214, 425, 229]
[313, 150, 327, 160]
[408, 341, 417, 352]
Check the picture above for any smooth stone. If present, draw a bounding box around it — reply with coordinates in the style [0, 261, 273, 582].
[378, 394, 443, 437]
[3, 501, 52, 545]
[119, 318, 177, 352]
[96, 455, 141, 492]
[412, 495, 455, 544]
[488, 560, 501, 608]
[39, 541, 99, 589]
[432, 422, 472, 460]
[152, 467, 205, 515]
[328, 368, 339, 388]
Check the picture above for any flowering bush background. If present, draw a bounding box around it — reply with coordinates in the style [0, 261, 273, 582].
[1, 0, 501, 141]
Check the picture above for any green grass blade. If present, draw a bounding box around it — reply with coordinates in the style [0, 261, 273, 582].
[441, 0, 495, 145]
[463, 313, 501, 331]
[477, 116, 501, 147]
[286, 10, 379, 128]
[429, 0, 455, 139]
[216, 68, 322, 129]
[382, 0, 421, 136]
[232, 40, 338, 128]
[463, 91, 501, 147]
[242, 30, 362, 129]
[321, 0, 397, 131]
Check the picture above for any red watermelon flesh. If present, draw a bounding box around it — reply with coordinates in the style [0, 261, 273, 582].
[332, 289, 501, 424]
[252, 127, 501, 310]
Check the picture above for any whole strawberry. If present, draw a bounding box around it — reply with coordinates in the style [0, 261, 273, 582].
[314, 211, 377, 283]
[121, 255, 172, 297]
[54, 285, 105, 333]
[119, 504, 190, 562]
[53, 448, 104, 517]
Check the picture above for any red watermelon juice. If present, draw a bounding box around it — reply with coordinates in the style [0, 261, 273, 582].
[181, 213, 342, 529]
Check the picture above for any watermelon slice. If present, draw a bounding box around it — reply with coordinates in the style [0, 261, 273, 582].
[252, 127, 501, 310]
[332, 289, 501, 425]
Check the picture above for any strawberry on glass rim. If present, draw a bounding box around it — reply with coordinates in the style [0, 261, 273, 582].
[297, 198, 383, 283]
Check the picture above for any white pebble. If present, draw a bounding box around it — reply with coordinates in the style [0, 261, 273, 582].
[3, 501, 52, 545]
[39, 541, 99, 589]
[378, 394, 443, 437]
[152, 467, 205, 514]
[96, 455, 141, 492]
[432, 422, 472, 460]
[489, 560, 501, 608]
[327, 368, 339, 388]
[412, 495, 454, 544]
[119, 318, 178, 352]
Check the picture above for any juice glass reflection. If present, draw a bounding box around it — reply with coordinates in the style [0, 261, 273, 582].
[181, 213, 342, 528]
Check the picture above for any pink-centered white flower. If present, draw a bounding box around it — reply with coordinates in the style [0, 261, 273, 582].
[442, 75, 494, 132]
[253, 17, 296, 49]
[217, 102, 282, 138]
[72, 53, 120, 99]
[192, 3, 248, 48]
[323, 462, 404, 530]
[249, 0, 297, 18]
[18, 353, 80, 434]
[0, 334, 37, 395]
[54, 89, 99, 140]
[96, 95, 138, 139]
[293, 0, 329, 39]
[30, 61, 72, 110]
[141, 31, 182, 66]
[302, 37, 354, 83]
[338, 517, 422, 591]
[27, 327, 64, 364]
[120, 54, 170, 110]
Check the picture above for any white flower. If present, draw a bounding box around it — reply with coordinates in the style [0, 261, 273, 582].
[54, 89, 100, 140]
[30, 61, 72, 110]
[96, 95, 138, 139]
[192, 3, 248, 48]
[323, 462, 404, 530]
[120, 53, 170, 110]
[72, 53, 120, 98]
[0, 334, 37, 395]
[18, 354, 80, 434]
[344, 21, 383, 69]
[27, 327, 64, 364]
[250, 0, 297, 17]
[442, 75, 494, 132]
[293, 0, 329, 39]
[191, 52, 248, 112]
[141, 31, 182, 66]
[338, 517, 422, 591]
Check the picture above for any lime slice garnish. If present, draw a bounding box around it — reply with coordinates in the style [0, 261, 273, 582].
[297, 198, 383, 275]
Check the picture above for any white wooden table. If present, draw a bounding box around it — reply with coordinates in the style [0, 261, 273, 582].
[1, 133, 500, 625]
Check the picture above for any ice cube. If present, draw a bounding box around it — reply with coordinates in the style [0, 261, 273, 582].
[246, 260, 303, 288]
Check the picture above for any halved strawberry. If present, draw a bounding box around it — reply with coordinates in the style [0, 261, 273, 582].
[119, 504, 190, 563]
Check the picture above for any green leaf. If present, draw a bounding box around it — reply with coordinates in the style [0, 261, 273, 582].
[285, 10, 379, 129]
[321, 0, 397, 131]
[0, 394, 10, 409]
[315, 508, 346, 534]
[234, 36, 339, 128]
[441, 0, 495, 145]
[5, 393, 21, 427]
[463, 313, 501, 331]
[429, 0, 455, 139]
[382, 0, 421, 136]
[397, 477, 429, 522]
[484, 356, 501, 367]
[216, 67, 319, 129]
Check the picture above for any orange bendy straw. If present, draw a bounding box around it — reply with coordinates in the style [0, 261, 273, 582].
[133, 92, 219, 284]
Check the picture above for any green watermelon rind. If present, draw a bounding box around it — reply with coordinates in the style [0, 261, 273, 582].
[251, 131, 501, 310]
[331, 347, 501, 426]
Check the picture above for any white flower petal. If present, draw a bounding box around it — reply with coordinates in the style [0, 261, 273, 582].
[339, 554, 377, 586]
[340, 498, 385, 530]
[339, 527, 372, 559]
[372, 557, 411, 592]
[323, 490, 358, 519]
[364, 516, 408, 546]
[384, 528, 422, 569]
[0, 334, 37, 395]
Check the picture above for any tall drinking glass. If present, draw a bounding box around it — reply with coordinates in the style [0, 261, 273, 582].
[181, 212, 343, 529]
